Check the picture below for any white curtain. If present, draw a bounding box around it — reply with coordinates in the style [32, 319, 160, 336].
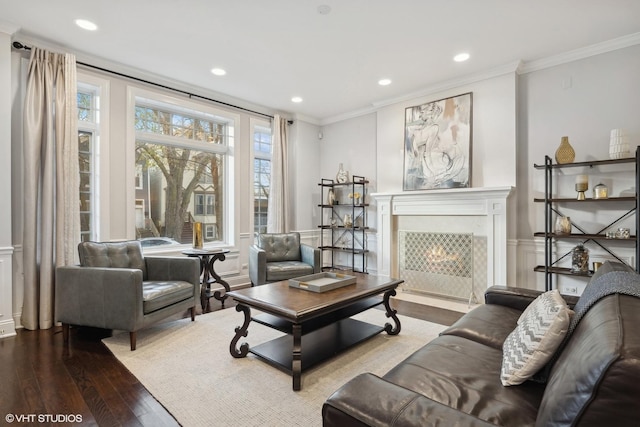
[266, 115, 290, 233]
[22, 48, 80, 330]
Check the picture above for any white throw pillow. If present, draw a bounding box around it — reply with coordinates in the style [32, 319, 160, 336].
[501, 290, 573, 386]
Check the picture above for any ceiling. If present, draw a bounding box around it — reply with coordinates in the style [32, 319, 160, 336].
[2, 0, 640, 123]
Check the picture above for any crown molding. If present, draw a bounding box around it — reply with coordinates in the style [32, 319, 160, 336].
[322, 33, 640, 125]
[518, 32, 640, 74]
[321, 60, 522, 126]
[292, 113, 321, 126]
[320, 105, 379, 126]
[371, 60, 522, 109]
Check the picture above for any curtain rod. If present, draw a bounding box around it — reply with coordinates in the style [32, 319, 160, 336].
[12, 41, 293, 123]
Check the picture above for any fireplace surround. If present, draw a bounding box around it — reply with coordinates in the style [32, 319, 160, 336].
[371, 187, 514, 299]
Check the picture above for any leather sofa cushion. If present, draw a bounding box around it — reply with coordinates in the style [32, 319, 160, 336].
[78, 240, 147, 279]
[323, 372, 498, 427]
[258, 233, 302, 262]
[266, 261, 313, 281]
[142, 280, 193, 314]
[536, 294, 640, 426]
[383, 334, 544, 426]
[440, 303, 521, 349]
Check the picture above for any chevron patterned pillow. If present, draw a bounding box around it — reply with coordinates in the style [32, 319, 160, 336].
[501, 289, 573, 386]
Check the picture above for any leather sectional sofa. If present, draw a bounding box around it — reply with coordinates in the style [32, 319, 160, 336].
[323, 261, 640, 426]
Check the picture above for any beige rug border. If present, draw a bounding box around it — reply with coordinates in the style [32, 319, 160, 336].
[103, 307, 446, 427]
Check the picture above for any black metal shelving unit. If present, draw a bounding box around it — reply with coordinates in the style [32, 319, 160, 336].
[533, 147, 639, 291]
[318, 175, 369, 273]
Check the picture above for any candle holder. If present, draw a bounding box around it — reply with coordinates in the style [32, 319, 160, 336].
[575, 182, 588, 200]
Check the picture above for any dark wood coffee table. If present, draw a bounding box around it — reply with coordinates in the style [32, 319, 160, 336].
[227, 273, 402, 390]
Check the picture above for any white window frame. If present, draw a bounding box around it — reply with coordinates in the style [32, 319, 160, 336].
[250, 117, 272, 234]
[126, 87, 239, 248]
[77, 72, 110, 242]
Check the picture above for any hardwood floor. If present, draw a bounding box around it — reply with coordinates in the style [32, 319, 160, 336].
[0, 298, 463, 426]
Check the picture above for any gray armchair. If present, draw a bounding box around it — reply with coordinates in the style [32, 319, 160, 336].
[55, 240, 200, 350]
[248, 232, 321, 286]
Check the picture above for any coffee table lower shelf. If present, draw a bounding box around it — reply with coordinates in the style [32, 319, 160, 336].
[250, 318, 384, 374]
[228, 278, 402, 390]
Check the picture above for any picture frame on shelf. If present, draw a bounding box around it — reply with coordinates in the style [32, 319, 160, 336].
[403, 92, 473, 190]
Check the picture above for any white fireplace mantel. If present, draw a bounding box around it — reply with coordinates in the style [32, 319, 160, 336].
[371, 186, 514, 287]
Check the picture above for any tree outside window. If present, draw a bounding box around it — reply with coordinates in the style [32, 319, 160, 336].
[134, 102, 229, 244]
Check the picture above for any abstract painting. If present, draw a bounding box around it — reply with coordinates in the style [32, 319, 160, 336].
[403, 92, 472, 190]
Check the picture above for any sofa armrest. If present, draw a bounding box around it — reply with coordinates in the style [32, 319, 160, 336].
[248, 245, 266, 286]
[485, 285, 579, 310]
[145, 256, 200, 298]
[484, 285, 542, 311]
[55, 266, 144, 331]
[300, 243, 321, 273]
[323, 373, 496, 427]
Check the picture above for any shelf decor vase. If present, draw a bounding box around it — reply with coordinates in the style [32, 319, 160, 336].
[609, 129, 630, 159]
[571, 244, 589, 273]
[327, 188, 335, 205]
[343, 214, 353, 228]
[555, 136, 575, 164]
[336, 163, 349, 183]
[554, 216, 571, 235]
[593, 183, 608, 199]
[193, 222, 203, 249]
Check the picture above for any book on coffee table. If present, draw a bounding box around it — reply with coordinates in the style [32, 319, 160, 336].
[288, 272, 356, 293]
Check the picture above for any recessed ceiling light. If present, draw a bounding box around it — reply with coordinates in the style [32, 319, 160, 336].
[378, 78, 392, 86]
[211, 68, 226, 76]
[291, 96, 303, 103]
[75, 19, 98, 31]
[454, 52, 470, 62]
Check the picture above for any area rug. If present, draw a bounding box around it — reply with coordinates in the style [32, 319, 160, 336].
[103, 307, 446, 427]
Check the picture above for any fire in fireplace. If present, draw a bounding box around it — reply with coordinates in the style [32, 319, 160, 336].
[399, 231, 474, 302]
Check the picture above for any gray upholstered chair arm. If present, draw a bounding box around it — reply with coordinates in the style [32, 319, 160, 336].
[55, 265, 144, 331]
[301, 243, 321, 273]
[248, 245, 267, 286]
[145, 257, 200, 297]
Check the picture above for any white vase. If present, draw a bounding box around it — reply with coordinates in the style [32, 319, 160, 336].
[336, 163, 349, 183]
[327, 188, 335, 205]
[609, 129, 630, 159]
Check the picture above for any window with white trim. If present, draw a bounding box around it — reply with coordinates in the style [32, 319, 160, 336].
[253, 122, 271, 234]
[133, 96, 234, 245]
[77, 86, 99, 242]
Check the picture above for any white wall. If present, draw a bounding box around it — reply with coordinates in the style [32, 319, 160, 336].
[517, 43, 640, 292]
[290, 120, 322, 233]
[319, 43, 639, 291]
[320, 73, 518, 274]
[319, 113, 378, 271]
[375, 73, 517, 193]
[0, 30, 16, 338]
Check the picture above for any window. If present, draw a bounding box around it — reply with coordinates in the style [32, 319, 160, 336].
[205, 225, 215, 239]
[133, 95, 234, 245]
[135, 164, 144, 189]
[253, 123, 272, 233]
[77, 87, 99, 242]
[195, 193, 214, 216]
